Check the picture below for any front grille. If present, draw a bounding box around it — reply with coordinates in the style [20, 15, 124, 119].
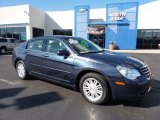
[139, 79, 152, 95]
[140, 65, 151, 78]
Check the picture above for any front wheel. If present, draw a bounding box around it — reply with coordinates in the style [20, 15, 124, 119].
[16, 60, 29, 80]
[79, 73, 109, 104]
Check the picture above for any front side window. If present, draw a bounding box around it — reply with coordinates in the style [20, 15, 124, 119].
[27, 39, 44, 51]
[10, 39, 17, 43]
[46, 39, 68, 54]
[65, 37, 104, 54]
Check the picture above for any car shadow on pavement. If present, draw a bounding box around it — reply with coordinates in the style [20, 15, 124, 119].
[0, 87, 26, 109]
[0, 87, 64, 110]
[0, 87, 26, 99]
[15, 91, 64, 110]
[106, 79, 160, 108]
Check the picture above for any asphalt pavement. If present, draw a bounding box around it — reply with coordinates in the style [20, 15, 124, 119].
[0, 52, 160, 120]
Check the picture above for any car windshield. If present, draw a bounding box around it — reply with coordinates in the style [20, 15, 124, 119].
[65, 37, 104, 54]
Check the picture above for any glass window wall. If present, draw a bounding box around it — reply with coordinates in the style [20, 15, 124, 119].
[137, 29, 160, 49]
[0, 27, 27, 42]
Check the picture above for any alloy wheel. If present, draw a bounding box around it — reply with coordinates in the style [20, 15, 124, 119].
[17, 63, 26, 78]
[82, 78, 103, 102]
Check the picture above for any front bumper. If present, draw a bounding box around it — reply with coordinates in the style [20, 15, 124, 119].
[112, 78, 152, 101]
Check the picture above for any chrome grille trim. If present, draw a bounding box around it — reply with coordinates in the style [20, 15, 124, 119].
[140, 65, 151, 78]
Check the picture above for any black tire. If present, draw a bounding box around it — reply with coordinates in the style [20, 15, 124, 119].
[79, 73, 109, 105]
[16, 60, 29, 80]
[0, 47, 6, 55]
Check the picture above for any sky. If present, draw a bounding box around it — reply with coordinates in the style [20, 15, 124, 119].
[0, 0, 156, 11]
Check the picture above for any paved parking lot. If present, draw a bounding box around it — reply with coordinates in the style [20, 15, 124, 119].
[0, 52, 160, 120]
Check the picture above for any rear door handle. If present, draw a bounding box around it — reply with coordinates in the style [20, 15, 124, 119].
[43, 54, 49, 57]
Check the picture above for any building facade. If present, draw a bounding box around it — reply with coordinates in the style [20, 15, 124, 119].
[0, 1, 160, 49]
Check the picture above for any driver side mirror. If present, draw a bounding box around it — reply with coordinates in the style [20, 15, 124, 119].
[57, 50, 70, 57]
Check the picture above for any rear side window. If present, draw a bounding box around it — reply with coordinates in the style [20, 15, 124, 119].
[27, 39, 44, 51]
[0, 38, 7, 42]
[10, 39, 16, 43]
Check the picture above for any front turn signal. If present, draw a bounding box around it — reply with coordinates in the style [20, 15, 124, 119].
[116, 81, 126, 86]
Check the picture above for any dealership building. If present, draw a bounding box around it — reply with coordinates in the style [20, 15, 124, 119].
[0, 1, 160, 49]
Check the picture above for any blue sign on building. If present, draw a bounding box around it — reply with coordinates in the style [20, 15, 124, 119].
[75, 2, 139, 50]
[75, 5, 90, 39]
[106, 2, 139, 49]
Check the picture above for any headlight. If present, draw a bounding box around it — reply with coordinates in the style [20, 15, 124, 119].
[116, 65, 141, 80]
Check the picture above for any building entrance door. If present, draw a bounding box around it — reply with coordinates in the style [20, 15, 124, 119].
[88, 26, 105, 48]
[89, 34, 105, 48]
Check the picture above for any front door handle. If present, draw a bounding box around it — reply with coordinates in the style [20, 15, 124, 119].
[43, 54, 49, 57]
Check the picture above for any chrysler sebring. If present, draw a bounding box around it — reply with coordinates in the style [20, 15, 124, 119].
[12, 36, 152, 104]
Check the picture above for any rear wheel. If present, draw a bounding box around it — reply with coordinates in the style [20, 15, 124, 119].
[79, 73, 109, 104]
[0, 47, 6, 55]
[16, 60, 29, 80]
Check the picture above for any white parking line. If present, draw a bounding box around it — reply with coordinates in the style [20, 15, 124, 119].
[2, 54, 12, 57]
[0, 78, 16, 85]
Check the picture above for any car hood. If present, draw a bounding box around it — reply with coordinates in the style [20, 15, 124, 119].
[79, 50, 145, 68]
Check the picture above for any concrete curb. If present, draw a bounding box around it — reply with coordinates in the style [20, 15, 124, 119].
[107, 50, 160, 54]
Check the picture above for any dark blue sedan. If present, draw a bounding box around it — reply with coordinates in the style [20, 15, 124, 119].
[12, 36, 152, 104]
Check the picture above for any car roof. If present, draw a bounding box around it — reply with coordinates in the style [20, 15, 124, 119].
[32, 35, 78, 40]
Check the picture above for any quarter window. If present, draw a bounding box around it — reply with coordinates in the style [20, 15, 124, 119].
[46, 39, 68, 54]
[27, 39, 44, 51]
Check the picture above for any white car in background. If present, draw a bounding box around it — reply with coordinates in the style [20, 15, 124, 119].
[0, 38, 20, 55]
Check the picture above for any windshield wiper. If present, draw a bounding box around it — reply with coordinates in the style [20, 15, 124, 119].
[81, 50, 105, 54]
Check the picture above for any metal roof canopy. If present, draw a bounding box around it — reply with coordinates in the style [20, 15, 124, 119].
[88, 19, 106, 27]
